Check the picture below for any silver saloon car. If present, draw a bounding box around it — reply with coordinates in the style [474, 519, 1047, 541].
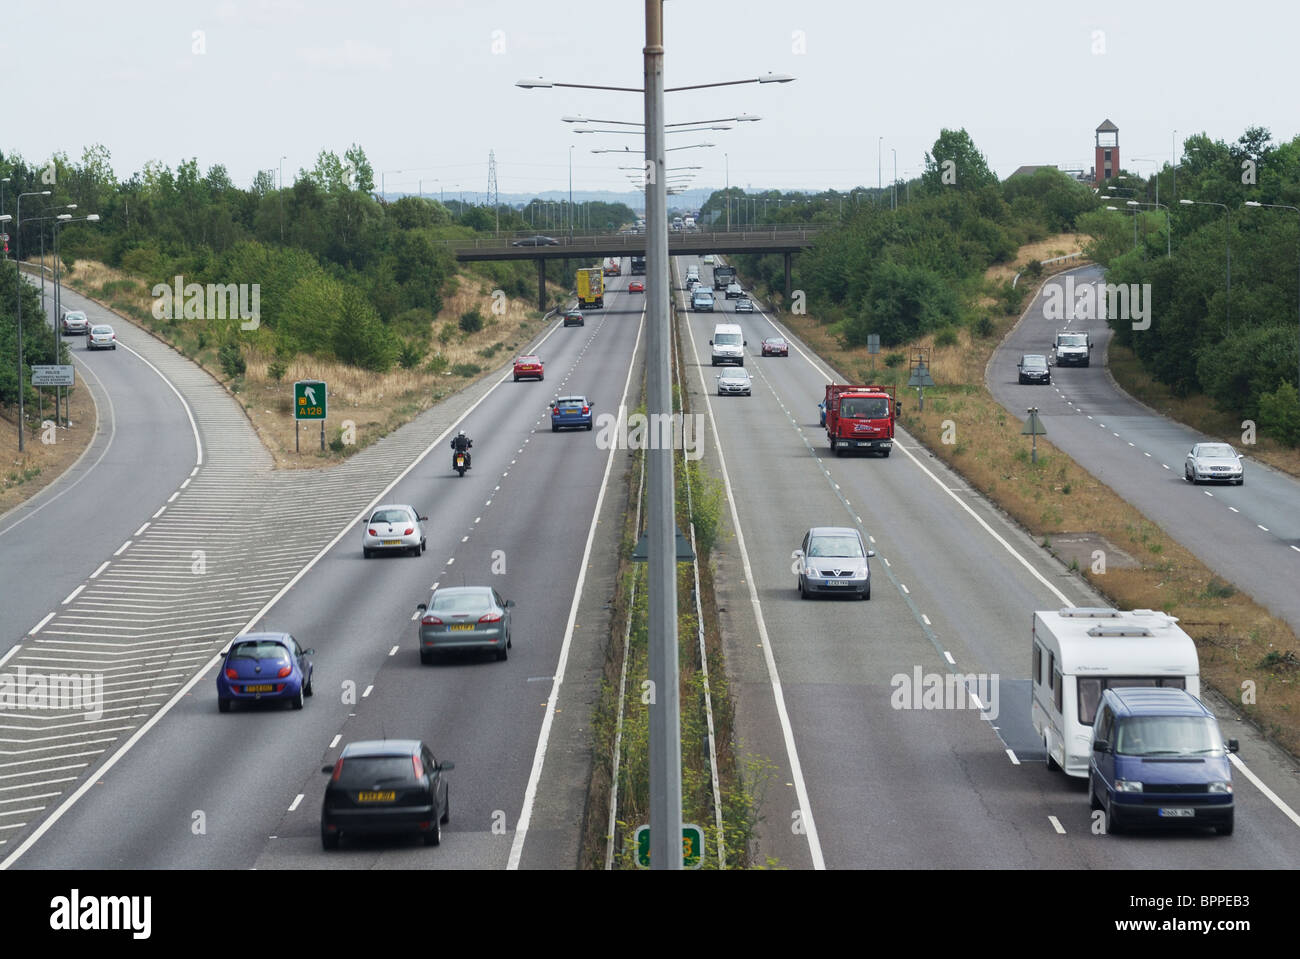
[1185, 443, 1244, 485]
[416, 586, 514, 663]
[86, 324, 117, 350]
[796, 526, 876, 600]
[716, 367, 752, 396]
[361, 505, 427, 558]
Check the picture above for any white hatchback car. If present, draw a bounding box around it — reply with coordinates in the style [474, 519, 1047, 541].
[87, 324, 117, 350]
[362, 504, 428, 558]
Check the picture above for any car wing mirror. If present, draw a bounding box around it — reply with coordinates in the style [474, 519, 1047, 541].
[1093, 740, 1110, 753]
[416, 603, 428, 613]
[505, 599, 515, 607]
[866, 550, 876, 558]
[1227, 739, 1239, 753]
[439, 760, 455, 771]
[303, 648, 315, 656]
[321, 764, 336, 775]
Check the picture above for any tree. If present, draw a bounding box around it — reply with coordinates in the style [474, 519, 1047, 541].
[921, 129, 998, 195]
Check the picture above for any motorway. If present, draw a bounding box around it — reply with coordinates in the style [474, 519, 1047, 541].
[1, 270, 644, 868]
[989, 265, 1300, 636]
[674, 255, 1300, 868]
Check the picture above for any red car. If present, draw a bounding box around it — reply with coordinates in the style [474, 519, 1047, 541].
[513, 355, 544, 382]
[761, 337, 789, 357]
[628, 280, 645, 293]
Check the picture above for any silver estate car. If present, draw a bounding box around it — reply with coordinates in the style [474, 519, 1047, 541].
[795, 526, 877, 600]
[361, 505, 427, 558]
[86, 324, 117, 350]
[416, 586, 514, 663]
[61, 310, 89, 335]
[1185, 443, 1244, 485]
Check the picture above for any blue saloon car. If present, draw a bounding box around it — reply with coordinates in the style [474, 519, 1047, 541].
[217, 632, 314, 712]
[551, 395, 593, 432]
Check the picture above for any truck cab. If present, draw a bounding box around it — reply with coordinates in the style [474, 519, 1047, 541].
[823, 384, 896, 456]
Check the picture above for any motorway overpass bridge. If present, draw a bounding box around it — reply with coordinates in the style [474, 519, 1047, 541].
[451, 225, 824, 310]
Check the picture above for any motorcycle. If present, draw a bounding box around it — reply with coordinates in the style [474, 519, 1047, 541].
[454, 451, 467, 477]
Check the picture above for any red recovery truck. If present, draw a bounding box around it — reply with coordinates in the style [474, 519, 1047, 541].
[824, 384, 896, 457]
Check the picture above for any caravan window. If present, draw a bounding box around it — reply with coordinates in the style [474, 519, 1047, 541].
[1032, 644, 1042, 686]
[1075, 676, 1187, 725]
[1053, 668, 1063, 713]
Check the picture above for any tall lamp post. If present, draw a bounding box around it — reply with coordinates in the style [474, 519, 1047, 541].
[13, 190, 52, 452]
[1180, 199, 1231, 332]
[51, 214, 100, 427]
[1126, 200, 1171, 258]
[1245, 201, 1300, 390]
[569, 145, 574, 240]
[278, 156, 287, 242]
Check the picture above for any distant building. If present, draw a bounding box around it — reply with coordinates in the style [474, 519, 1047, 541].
[1007, 165, 1057, 179]
[1095, 119, 1119, 184]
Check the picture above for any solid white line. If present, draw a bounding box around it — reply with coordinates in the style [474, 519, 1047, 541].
[288, 794, 303, 812]
[113, 541, 131, 556]
[508, 305, 646, 871]
[683, 301, 827, 870]
[1229, 752, 1300, 830]
[89, 561, 109, 579]
[61, 585, 85, 606]
[1048, 815, 1066, 834]
[1006, 749, 1020, 765]
[29, 613, 54, 635]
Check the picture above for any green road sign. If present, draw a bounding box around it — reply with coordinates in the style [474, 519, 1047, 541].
[294, 380, 327, 421]
[634, 823, 704, 869]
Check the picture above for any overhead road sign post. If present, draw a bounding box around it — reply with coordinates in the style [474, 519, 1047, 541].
[907, 348, 936, 411]
[1022, 406, 1047, 464]
[867, 334, 880, 374]
[293, 380, 327, 452]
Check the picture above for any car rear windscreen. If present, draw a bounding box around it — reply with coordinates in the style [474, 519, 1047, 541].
[336, 756, 413, 787]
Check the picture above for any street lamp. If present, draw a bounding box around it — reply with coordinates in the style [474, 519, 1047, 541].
[279, 156, 287, 242]
[1180, 198, 1232, 331]
[13, 190, 51, 452]
[891, 148, 897, 211]
[1244, 200, 1300, 390]
[1127, 200, 1171, 258]
[520, 42, 794, 871]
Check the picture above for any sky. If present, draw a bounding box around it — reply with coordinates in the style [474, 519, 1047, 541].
[5, 0, 1299, 201]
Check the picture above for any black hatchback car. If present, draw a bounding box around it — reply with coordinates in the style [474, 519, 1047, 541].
[321, 739, 453, 849]
[1017, 353, 1051, 385]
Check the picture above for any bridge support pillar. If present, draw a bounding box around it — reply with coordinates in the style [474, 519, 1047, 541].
[537, 257, 547, 312]
[784, 253, 793, 303]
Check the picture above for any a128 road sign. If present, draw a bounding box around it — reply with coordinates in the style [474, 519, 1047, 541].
[633, 823, 704, 869]
[294, 380, 327, 421]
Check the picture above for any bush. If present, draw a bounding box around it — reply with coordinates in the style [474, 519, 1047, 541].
[459, 308, 484, 334]
[934, 327, 958, 348]
[884, 352, 905, 368]
[267, 360, 288, 382]
[451, 362, 482, 377]
[974, 315, 994, 338]
[1258, 380, 1300, 446]
[218, 342, 246, 378]
[426, 353, 449, 374]
[1025, 259, 1044, 278]
[398, 340, 425, 369]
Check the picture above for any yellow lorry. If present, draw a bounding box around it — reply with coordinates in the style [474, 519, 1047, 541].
[577, 267, 605, 309]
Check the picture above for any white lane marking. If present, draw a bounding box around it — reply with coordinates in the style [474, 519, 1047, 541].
[446, 558, 455, 566]
[0, 644, 22, 670]
[508, 305, 646, 871]
[1048, 816, 1066, 834]
[1291, 546, 1300, 553]
[362, 685, 373, 698]
[153, 506, 166, 518]
[61, 585, 85, 606]
[1229, 507, 1239, 513]
[943, 650, 955, 665]
[683, 301, 827, 870]
[1006, 749, 1020, 765]
[1204, 491, 1213, 497]
[881, 557, 890, 567]
[1144, 452, 1151, 457]
[389, 645, 400, 656]
[29, 613, 54, 635]
[900, 583, 910, 594]
[1113, 432, 1120, 438]
[0, 313, 573, 871]
[1229, 753, 1300, 830]
[460, 536, 468, 543]
[180, 478, 191, 489]
[921, 614, 931, 626]
[410, 609, 421, 620]
[1162, 464, 1170, 470]
[89, 561, 109, 579]
[288, 794, 303, 812]
[1258, 525, 1269, 532]
[113, 541, 131, 556]
[167, 491, 179, 503]
[1127, 442, 1134, 447]
[134, 522, 150, 536]
[329, 734, 341, 749]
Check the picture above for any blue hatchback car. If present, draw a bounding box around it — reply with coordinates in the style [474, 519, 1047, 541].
[550, 395, 593, 432]
[1089, 687, 1237, 835]
[217, 632, 314, 712]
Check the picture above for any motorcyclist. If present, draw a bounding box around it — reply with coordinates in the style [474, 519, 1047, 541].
[450, 429, 472, 470]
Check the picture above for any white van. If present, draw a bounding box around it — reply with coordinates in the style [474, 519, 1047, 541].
[709, 322, 746, 366]
[1031, 607, 1200, 777]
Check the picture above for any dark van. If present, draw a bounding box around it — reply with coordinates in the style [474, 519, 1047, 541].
[1089, 687, 1237, 835]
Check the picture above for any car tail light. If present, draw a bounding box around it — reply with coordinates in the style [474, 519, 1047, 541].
[421, 615, 442, 625]
[225, 668, 238, 679]
[331, 759, 344, 782]
[367, 528, 377, 536]
[404, 527, 414, 535]
[412, 755, 424, 778]
[277, 665, 292, 678]
[552, 408, 560, 416]
[582, 406, 589, 414]
[479, 612, 503, 623]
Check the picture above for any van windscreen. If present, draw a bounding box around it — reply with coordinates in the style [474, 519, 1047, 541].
[714, 333, 741, 347]
[1114, 716, 1223, 756]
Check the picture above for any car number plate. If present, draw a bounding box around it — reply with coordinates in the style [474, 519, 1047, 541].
[244, 684, 273, 693]
[449, 624, 475, 632]
[382, 539, 402, 546]
[357, 791, 396, 803]
[827, 580, 852, 587]
[1158, 808, 1194, 818]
